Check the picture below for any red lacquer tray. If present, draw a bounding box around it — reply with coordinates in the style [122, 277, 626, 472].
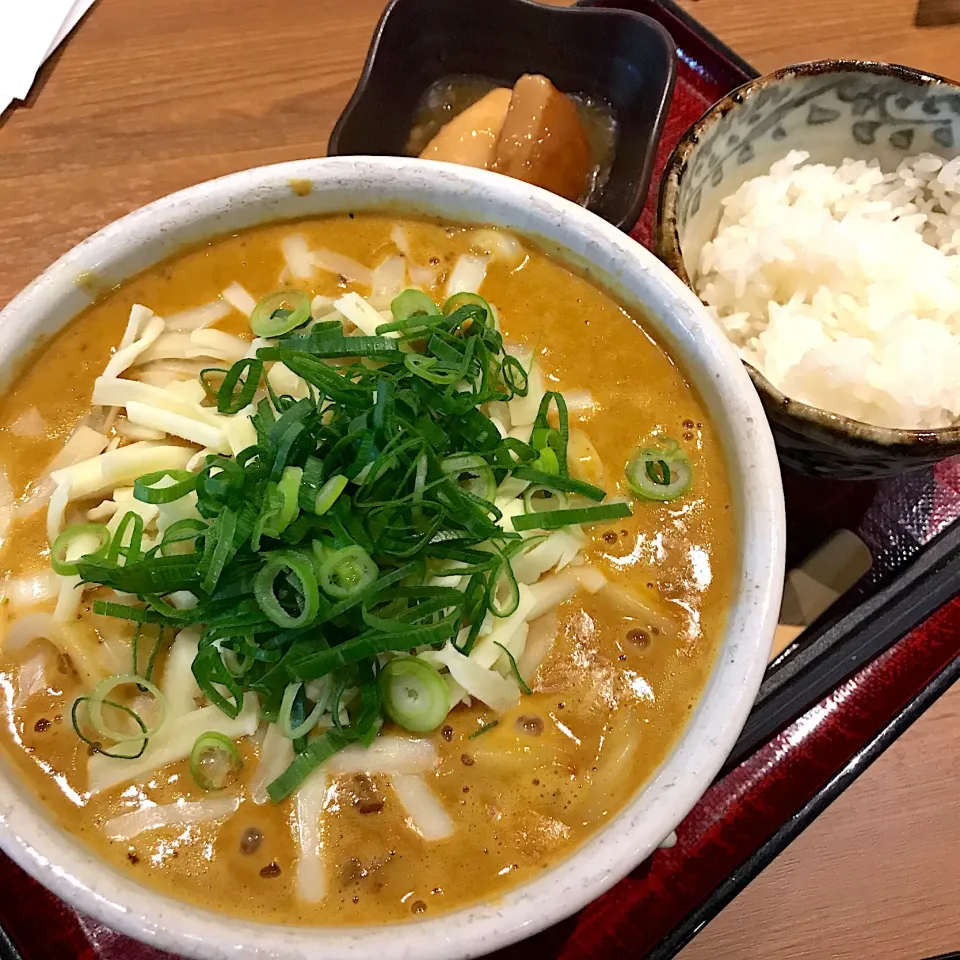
[4, 3, 960, 959]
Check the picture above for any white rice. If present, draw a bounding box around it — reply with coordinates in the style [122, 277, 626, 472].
[697, 149, 960, 429]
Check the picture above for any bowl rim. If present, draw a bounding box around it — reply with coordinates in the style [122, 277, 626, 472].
[655, 57, 960, 449]
[326, 0, 678, 233]
[0, 155, 784, 960]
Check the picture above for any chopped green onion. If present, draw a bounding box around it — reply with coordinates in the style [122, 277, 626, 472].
[71, 696, 148, 759]
[532, 446, 559, 474]
[254, 550, 321, 628]
[66, 283, 626, 801]
[196, 457, 246, 514]
[50, 523, 111, 576]
[494, 642, 532, 694]
[501, 355, 528, 397]
[191, 643, 245, 718]
[389, 289, 441, 323]
[442, 454, 496, 503]
[131, 624, 166, 682]
[626, 439, 693, 501]
[189, 731, 243, 790]
[200, 506, 237, 594]
[79, 554, 199, 596]
[250, 290, 311, 337]
[159, 518, 207, 557]
[512, 501, 632, 531]
[90, 600, 170, 624]
[468, 720, 499, 740]
[443, 291, 493, 326]
[487, 545, 520, 618]
[313, 474, 348, 515]
[292, 615, 460, 680]
[512, 467, 606, 501]
[404, 354, 460, 384]
[133, 469, 197, 505]
[266, 727, 354, 802]
[378, 657, 449, 732]
[200, 367, 228, 402]
[217, 357, 263, 414]
[317, 545, 379, 600]
[522, 485, 569, 515]
[530, 392, 570, 477]
[267, 466, 302, 535]
[108, 511, 145, 566]
[278, 683, 325, 739]
[86, 673, 167, 741]
[314, 561, 420, 625]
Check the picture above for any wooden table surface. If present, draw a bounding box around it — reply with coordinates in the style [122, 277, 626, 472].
[0, 1, 958, 959]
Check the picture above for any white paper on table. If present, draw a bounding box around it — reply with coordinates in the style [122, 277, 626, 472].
[44, 0, 99, 60]
[0, 0, 98, 115]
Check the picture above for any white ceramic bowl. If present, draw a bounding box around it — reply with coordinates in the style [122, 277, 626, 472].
[0, 157, 785, 960]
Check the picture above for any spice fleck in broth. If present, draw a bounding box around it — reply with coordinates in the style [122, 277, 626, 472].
[0, 215, 733, 924]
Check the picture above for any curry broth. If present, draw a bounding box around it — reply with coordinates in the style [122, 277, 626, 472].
[0, 215, 734, 924]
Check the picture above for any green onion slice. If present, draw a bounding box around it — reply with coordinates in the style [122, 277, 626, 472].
[530, 392, 570, 477]
[250, 290, 311, 338]
[512, 501, 632, 531]
[318, 545, 379, 600]
[378, 657, 449, 732]
[86, 672, 167, 744]
[50, 523, 111, 576]
[501, 355, 529, 397]
[494, 641, 532, 694]
[216, 357, 263, 414]
[442, 454, 496, 503]
[133, 469, 197, 504]
[254, 550, 321, 628]
[532, 446, 560, 475]
[522, 484, 569, 515]
[313, 474, 348, 515]
[200, 506, 237, 594]
[200, 366, 228, 402]
[266, 727, 354, 802]
[71, 696, 148, 759]
[404, 354, 460, 385]
[278, 682, 325, 739]
[468, 720, 499, 740]
[512, 467, 605, 502]
[159, 518, 207, 557]
[389, 289, 440, 323]
[442, 292, 493, 326]
[269, 466, 303, 535]
[131, 623, 166, 681]
[626, 439, 693, 501]
[189, 731, 243, 790]
[487, 545, 520, 618]
[107, 511, 145, 566]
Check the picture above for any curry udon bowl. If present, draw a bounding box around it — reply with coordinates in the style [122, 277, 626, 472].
[0, 157, 784, 959]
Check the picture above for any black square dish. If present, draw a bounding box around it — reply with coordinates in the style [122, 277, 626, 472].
[328, 0, 677, 231]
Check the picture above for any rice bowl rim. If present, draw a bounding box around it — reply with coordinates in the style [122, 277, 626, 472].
[655, 57, 960, 449]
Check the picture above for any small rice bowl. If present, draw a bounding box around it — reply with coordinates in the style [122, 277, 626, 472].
[697, 149, 960, 430]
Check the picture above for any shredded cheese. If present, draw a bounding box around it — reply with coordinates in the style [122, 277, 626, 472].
[50, 443, 195, 501]
[105, 796, 240, 841]
[334, 292, 398, 338]
[104, 315, 166, 378]
[220, 282, 258, 318]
